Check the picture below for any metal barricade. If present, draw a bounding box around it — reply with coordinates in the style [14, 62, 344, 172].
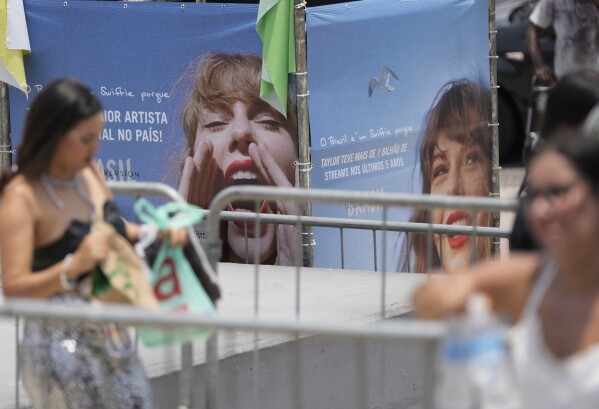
[202, 185, 518, 409]
[2, 183, 518, 409]
[0, 299, 446, 409]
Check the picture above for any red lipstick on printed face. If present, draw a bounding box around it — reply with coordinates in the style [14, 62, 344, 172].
[445, 211, 470, 250]
[224, 159, 256, 182]
[224, 159, 269, 229]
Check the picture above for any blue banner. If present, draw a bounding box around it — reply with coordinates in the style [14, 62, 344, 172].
[307, 0, 491, 271]
[10, 0, 261, 192]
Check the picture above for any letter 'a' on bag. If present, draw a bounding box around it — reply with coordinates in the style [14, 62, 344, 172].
[134, 199, 220, 347]
[90, 220, 159, 309]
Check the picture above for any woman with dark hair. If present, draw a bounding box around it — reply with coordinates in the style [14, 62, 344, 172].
[0, 78, 183, 408]
[405, 80, 493, 273]
[177, 52, 301, 266]
[414, 135, 599, 409]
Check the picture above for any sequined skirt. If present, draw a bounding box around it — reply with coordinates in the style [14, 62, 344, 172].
[20, 294, 154, 409]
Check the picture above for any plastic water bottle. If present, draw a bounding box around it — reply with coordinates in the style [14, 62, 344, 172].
[435, 294, 519, 409]
[435, 315, 474, 409]
[465, 294, 520, 409]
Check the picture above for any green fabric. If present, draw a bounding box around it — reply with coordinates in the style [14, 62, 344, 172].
[256, 0, 296, 117]
[91, 266, 110, 297]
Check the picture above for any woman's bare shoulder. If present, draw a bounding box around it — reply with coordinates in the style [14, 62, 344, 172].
[4, 175, 36, 202]
[1, 175, 38, 219]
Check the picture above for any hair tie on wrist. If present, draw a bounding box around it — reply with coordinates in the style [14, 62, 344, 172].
[59, 253, 75, 291]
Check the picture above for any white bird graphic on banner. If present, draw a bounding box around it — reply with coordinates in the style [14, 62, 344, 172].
[368, 66, 398, 97]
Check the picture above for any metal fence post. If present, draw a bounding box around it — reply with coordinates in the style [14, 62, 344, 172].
[488, 0, 501, 258]
[294, 0, 314, 268]
[0, 82, 12, 168]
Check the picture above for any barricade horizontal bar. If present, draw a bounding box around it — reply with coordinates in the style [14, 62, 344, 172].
[208, 186, 518, 240]
[218, 211, 511, 238]
[0, 299, 445, 342]
[107, 181, 185, 203]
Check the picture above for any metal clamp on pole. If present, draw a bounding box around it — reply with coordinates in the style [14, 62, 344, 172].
[294, 160, 313, 173]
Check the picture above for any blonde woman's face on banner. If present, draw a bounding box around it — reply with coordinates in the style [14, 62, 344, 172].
[196, 100, 296, 263]
[429, 133, 490, 271]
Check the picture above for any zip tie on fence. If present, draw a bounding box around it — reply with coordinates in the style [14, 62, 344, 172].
[295, 2, 307, 9]
[491, 85, 500, 89]
[489, 30, 497, 34]
[488, 55, 499, 59]
[488, 123, 499, 127]
[0, 144, 15, 155]
[301, 231, 316, 246]
[295, 71, 307, 76]
[294, 160, 313, 172]
[297, 91, 311, 97]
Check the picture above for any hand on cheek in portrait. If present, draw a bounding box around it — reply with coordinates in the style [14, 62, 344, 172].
[249, 142, 301, 266]
[178, 140, 223, 209]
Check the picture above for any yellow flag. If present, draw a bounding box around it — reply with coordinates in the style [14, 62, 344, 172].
[0, 0, 29, 94]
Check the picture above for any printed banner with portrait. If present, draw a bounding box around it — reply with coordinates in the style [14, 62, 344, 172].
[9, 0, 302, 266]
[306, 0, 491, 272]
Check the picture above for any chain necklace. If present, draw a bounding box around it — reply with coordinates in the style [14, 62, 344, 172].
[40, 172, 96, 219]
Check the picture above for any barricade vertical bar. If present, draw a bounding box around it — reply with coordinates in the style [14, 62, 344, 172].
[15, 317, 20, 409]
[296, 212, 302, 316]
[294, 209, 303, 409]
[405, 232, 411, 273]
[438, 234, 443, 272]
[252, 333, 260, 409]
[378, 341, 387, 409]
[355, 341, 368, 409]
[340, 228, 345, 269]
[422, 339, 438, 409]
[471, 210, 479, 265]
[253, 200, 261, 409]
[381, 206, 388, 319]
[426, 211, 434, 273]
[244, 223, 249, 264]
[292, 337, 303, 409]
[372, 230, 378, 272]
[206, 335, 219, 409]
[205, 198, 221, 409]
[179, 342, 193, 409]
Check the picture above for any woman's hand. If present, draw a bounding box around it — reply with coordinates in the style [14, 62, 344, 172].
[71, 230, 112, 278]
[157, 227, 188, 248]
[249, 142, 302, 266]
[178, 140, 221, 209]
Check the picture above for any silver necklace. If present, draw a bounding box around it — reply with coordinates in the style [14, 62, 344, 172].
[41, 172, 96, 217]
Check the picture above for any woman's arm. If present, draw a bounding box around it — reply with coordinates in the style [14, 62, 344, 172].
[412, 253, 540, 322]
